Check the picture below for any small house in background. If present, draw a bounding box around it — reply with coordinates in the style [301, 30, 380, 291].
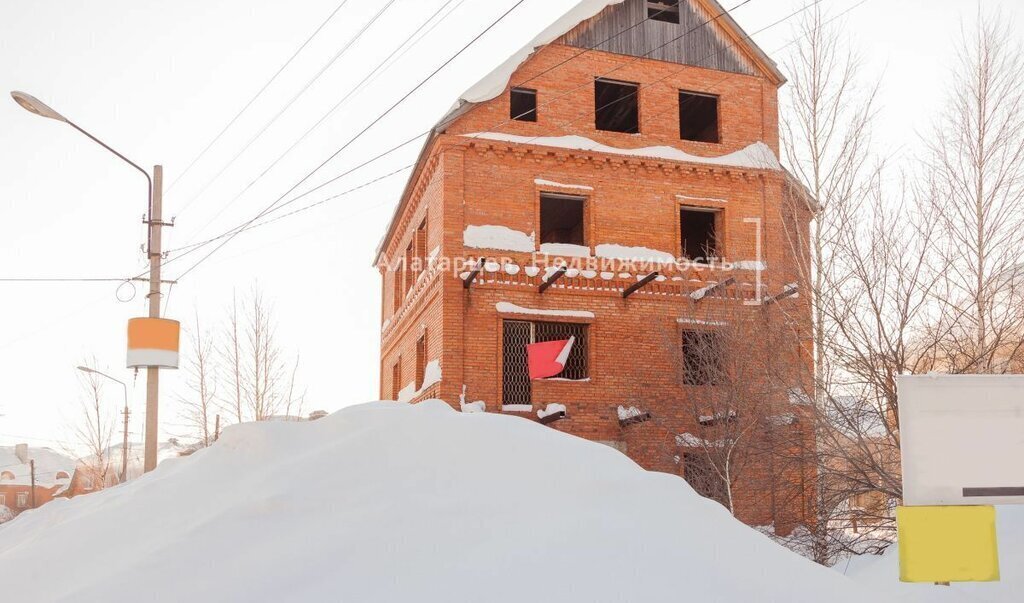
[65, 439, 189, 497]
[0, 444, 76, 520]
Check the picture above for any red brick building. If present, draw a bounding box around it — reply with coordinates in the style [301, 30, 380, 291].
[376, 0, 815, 530]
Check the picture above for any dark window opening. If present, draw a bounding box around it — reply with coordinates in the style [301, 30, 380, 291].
[595, 79, 639, 133]
[510, 87, 537, 122]
[415, 331, 428, 390]
[391, 268, 402, 313]
[414, 219, 427, 279]
[502, 321, 589, 405]
[682, 330, 724, 386]
[683, 452, 729, 507]
[391, 358, 402, 399]
[680, 208, 718, 261]
[648, 1, 681, 24]
[540, 193, 586, 245]
[679, 91, 719, 142]
[403, 242, 414, 296]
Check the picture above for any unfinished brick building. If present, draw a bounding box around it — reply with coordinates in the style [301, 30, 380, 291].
[375, 0, 815, 531]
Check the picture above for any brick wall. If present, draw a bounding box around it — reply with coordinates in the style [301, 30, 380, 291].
[377, 42, 814, 531]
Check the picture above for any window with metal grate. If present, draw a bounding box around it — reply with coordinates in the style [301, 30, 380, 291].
[502, 320, 590, 406]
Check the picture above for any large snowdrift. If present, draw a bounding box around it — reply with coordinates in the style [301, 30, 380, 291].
[839, 505, 1023, 602]
[1, 400, 881, 602]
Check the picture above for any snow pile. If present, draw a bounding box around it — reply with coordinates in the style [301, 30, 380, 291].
[0, 401, 882, 602]
[463, 224, 535, 252]
[537, 403, 567, 419]
[396, 360, 442, 402]
[464, 133, 783, 171]
[839, 505, 1023, 602]
[617, 405, 643, 420]
[460, 400, 486, 413]
[459, 0, 626, 104]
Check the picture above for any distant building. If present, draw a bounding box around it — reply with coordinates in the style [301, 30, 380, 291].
[0, 444, 76, 519]
[65, 440, 188, 497]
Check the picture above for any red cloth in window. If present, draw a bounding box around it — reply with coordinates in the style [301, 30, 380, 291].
[527, 336, 575, 380]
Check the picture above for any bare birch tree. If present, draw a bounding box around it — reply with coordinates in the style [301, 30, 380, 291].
[217, 285, 304, 424]
[924, 11, 1024, 374]
[179, 310, 217, 448]
[778, 3, 884, 564]
[70, 359, 117, 490]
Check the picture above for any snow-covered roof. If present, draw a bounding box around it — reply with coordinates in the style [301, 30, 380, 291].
[0, 446, 77, 488]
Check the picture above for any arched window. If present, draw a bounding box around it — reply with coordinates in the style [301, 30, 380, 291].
[55, 471, 70, 480]
[0, 471, 15, 481]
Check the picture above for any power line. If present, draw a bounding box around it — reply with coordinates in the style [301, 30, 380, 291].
[163, 164, 414, 258]
[171, 0, 531, 281]
[159, 0, 700, 261]
[166, 0, 353, 200]
[160, 0, 843, 280]
[171, 0, 398, 220]
[0, 278, 130, 283]
[173, 0, 463, 251]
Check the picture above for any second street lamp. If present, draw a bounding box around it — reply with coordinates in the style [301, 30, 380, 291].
[76, 366, 131, 482]
[14, 90, 171, 473]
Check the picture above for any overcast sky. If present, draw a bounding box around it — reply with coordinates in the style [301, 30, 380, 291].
[1, 0, 1020, 454]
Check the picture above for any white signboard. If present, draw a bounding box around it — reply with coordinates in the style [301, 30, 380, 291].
[898, 374, 1024, 506]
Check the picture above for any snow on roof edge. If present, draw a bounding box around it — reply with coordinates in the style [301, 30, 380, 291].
[456, 0, 627, 108]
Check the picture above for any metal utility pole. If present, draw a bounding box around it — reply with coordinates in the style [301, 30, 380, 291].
[144, 165, 165, 473]
[29, 460, 36, 509]
[14, 91, 172, 476]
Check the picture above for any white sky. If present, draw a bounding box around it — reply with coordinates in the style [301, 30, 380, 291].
[1, 0, 1020, 453]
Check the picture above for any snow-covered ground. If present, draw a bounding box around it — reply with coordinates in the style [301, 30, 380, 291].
[1, 400, 894, 601]
[838, 505, 1023, 602]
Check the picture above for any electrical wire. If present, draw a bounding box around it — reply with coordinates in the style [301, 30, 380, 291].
[167, 0, 353, 201]
[159, 0, 700, 260]
[173, 0, 463, 250]
[170, 0, 531, 281]
[171, 0, 397, 219]
[157, 0, 864, 279]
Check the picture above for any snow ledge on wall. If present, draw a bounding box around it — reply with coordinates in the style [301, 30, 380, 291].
[495, 302, 595, 319]
[464, 225, 535, 252]
[462, 133, 782, 171]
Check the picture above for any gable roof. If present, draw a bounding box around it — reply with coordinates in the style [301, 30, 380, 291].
[0, 445, 77, 488]
[374, 0, 784, 264]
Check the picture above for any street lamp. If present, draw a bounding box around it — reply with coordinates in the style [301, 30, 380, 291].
[15, 90, 169, 473]
[76, 366, 131, 482]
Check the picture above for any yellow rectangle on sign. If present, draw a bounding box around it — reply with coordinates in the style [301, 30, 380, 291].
[897, 505, 999, 583]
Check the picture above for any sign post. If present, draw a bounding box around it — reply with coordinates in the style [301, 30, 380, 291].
[896, 374, 1024, 583]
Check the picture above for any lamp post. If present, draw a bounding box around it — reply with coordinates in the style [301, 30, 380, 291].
[15, 90, 167, 473]
[76, 366, 131, 482]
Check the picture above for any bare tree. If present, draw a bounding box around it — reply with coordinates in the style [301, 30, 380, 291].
[674, 305, 813, 535]
[924, 11, 1024, 374]
[69, 358, 117, 490]
[217, 285, 304, 424]
[778, 3, 884, 564]
[223, 292, 244, 424]
[179, 310, 217, 447]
